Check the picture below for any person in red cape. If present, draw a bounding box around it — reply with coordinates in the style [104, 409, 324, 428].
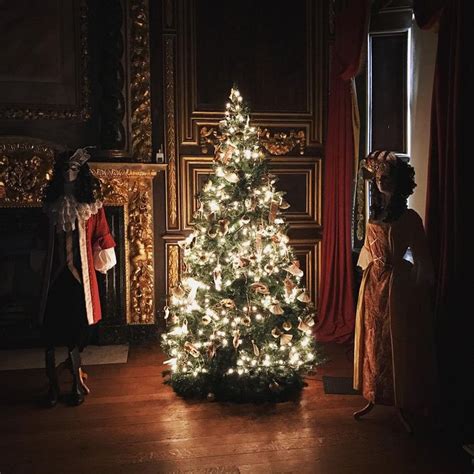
[39, 148, 116, 406]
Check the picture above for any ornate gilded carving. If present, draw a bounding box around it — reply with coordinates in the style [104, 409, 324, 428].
[167, 245, 180, 296]
[199, 126, 306, 156]
[0, 0, 91, 121]
[130, 0, 152, 162]
[355, 159, 367, 241]
[128, 182, 154, 323]
[91, 165, 164, 325]
[0, 143, 54, 206]
[257, 128, 306, 155]
[164, 36, 178, 227]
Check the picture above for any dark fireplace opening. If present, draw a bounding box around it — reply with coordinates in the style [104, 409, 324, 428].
[0, 206, 126, 348]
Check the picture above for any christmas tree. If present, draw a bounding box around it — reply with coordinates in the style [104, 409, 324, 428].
[162, 88, 323, 400]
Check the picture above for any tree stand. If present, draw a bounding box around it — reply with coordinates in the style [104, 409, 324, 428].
[353, 402, 413, 433]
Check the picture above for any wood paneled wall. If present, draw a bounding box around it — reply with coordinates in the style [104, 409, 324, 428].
[156, 0, 329, 311]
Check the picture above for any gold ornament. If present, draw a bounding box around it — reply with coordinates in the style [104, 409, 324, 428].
[284, 277, 296, 298]
[279, 199, 290, 210]
[202, 315, 212, 325]
[233, 330, 241, 348]
[286, 260, 304, 277]
[217, 144, 235, 164]
[269, 302, 284, 315]
[219, 218, 230, 235]
[252, 340, 260, 357]
[282, 320, 292, 331]
[242, 315, 251, 326]
[298, 318, 312, 334]
[297, 291, 311, 303]
[239, 256, 251, 268]
[255, 233, 263, 255]
[264, 263, 275, 274]
[207, 226, 219, 238]
[213, 267, 222, 291]
[271, 233, 282, 244]
[207, 343, 217, 359]
[280, 334, 293, 346]
[271, 327, 282, 338]
[184, 341, 200, 358]
[241, 214, 250, 224]
[268, 201, 279, 224]
[171, 285, 186, 299]
[219, 298, 236, 309]
[250, 282, 270, 295]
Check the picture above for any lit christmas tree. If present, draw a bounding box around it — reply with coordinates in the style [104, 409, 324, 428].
[162, 88, 323, 400]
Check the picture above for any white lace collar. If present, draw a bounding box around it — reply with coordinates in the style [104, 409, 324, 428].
[44, 193, 102, 232]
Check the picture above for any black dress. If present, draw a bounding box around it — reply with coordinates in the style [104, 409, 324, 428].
[42, 228, 90, 350]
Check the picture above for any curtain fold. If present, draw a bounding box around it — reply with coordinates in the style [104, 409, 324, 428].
[315, 0, 370, 343]
[414, 0, 462, 323]
[414, 0, 469, 437]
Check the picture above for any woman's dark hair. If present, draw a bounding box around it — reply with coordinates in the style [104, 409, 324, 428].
[369, 157, 416, 222]
[43, 150, 102, 204]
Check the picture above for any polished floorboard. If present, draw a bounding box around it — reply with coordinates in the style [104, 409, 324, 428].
[0, 343, 469, 473]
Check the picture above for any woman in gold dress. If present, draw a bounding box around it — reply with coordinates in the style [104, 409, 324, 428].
[353, 151, 437, 432]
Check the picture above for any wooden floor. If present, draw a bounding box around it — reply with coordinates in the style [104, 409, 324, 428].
[0, 343, 469, 474]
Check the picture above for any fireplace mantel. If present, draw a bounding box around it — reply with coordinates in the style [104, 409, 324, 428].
[0, 139, 165, 329]
[90, 162, 166, 325]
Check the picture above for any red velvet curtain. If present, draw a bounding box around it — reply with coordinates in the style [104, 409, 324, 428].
[414, 0, 470, 437]
[414, 0, 464, 326]
[315, 1, 370, 343]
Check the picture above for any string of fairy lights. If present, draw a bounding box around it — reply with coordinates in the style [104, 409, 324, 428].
[162, 88, 318, 390]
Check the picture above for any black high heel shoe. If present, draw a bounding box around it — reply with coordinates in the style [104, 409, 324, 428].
[68, 347, 85, 406]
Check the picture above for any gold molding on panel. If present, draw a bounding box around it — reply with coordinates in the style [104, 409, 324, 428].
[130, 0, 153, 161]
[0, 142, 54, 206]
[257, 128, 306, 156]
[180, 0, 325, 146]
[164, 36, 179, 228]
[180, 156, 322, 230]
[199, 126, 306, 156]
[180, 156, 212, 230]
[355, 160, 367, 241]
[92, 163, 165, 325]
[0, 0, 91, 121]
[166, 244, 180, 298]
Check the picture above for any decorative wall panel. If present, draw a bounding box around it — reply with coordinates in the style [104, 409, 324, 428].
[177, 0, 325, 149]
[0, 0, 90, 121]
[292, 240, 321, 304]
[180, 156, 321, 230]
